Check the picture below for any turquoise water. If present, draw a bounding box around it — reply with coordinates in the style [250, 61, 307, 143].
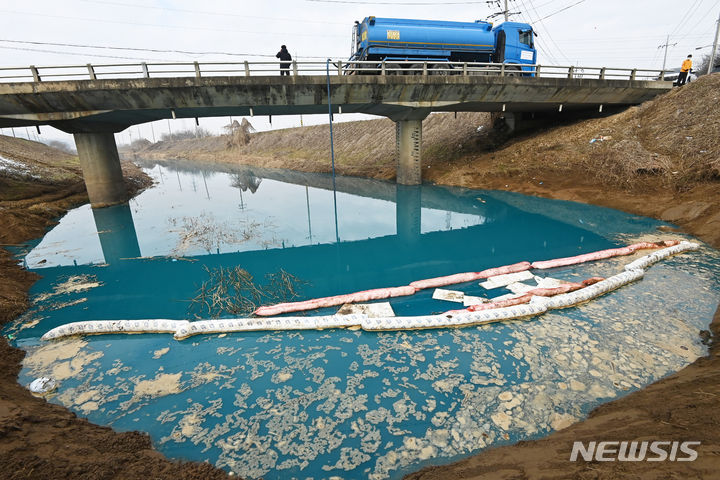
[6, 160, 720, 479]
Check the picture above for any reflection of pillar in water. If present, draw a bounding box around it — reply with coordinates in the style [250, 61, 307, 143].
[396, 184, 422, 243]
[201, 170, 210, 199]
[91, 202, 141, 264]
[305, 185, 313, 244]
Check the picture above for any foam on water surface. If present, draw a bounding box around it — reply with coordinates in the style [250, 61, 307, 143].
[6, 161, 720, 480]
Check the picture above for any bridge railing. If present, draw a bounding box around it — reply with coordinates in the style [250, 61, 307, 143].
[0, 61, 667, 83]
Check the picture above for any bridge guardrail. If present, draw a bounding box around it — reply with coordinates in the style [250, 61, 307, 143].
[0, 61, 667, 83]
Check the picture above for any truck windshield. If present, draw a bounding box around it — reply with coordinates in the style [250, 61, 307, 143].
[519, 30, 533, 48]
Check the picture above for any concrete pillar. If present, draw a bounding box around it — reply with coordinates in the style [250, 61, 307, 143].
[91, 202, 141, 264]
[503, 112, 517, 132]
[73, 132, 127, 207]
[396, 184, 422, 243]
[395, 119, 423, 185]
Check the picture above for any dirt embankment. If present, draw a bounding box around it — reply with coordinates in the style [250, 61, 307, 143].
[134, 75, 720, 479]
[134, 111, 495, 180]
[0, 136, 230, 479]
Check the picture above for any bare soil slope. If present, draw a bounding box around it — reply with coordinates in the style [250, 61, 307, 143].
[0, 137, 230, 479]
[138, 111, 494, 179]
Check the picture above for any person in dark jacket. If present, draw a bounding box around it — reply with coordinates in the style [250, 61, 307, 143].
[276, 45, 292, 76]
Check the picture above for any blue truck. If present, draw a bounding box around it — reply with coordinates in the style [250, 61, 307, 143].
[348, 16, 536, 75]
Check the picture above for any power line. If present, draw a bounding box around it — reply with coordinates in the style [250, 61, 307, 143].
[0, 39, 282, 58]
[537, 0, 587, 21]
[558, 33, 712, 42]
[514, 5, 560, 63]
[0, 45, 176, 62]
[521, 0, 571, 64]
[676, 0, 720, 42]
[79, 0, 349, 25]
[669, 0, 704, 38]
[0, 10, 346, 38]
[531, 0, 565, 8]
[306, 0, 490, 4]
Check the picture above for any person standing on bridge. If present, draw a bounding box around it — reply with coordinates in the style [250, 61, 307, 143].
[276, 45, 292, 76]
[677, 54, 693, 86]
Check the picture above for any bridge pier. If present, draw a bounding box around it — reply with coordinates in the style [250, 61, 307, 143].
[73, 132, 128, 208]
[395, 119, 423, 185]
[396, 184, 422, 243]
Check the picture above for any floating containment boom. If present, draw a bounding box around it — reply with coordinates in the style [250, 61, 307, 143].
[40, 241, 699, 342]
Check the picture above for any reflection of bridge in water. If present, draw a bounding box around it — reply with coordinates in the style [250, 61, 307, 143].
[92, 161, 502, 266]
[64, 167, 618, 319]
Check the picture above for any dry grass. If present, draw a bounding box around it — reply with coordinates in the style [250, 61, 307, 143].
[467, 74, 720, 191]
[169, 212, 273, 255]
[188, 266, 306, 318]
[135, 112, 492, 179]
[238, 112, 491, 166]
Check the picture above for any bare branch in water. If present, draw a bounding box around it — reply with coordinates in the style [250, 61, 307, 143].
[188, 266, 308, 318]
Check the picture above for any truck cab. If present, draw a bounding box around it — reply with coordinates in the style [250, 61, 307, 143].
[492, 22, 537, 74]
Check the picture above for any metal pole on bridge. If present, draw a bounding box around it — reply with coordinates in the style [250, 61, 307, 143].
[708, 11, 720, 75]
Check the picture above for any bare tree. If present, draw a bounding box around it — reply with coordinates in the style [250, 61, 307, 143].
[225, 118, 255, 147]
[44, 139, 77, 155]
[695, 52, 720, 77]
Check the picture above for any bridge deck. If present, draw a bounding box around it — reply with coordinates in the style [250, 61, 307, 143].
[0, 75, 671, 131]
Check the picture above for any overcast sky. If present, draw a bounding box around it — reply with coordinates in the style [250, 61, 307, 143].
[1, 0, 718, 145]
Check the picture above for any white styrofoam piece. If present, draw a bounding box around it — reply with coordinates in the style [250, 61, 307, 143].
[534, 276, 566, 288]
[506, 282, 536, 294]
[463, 295, 487, 306]
[336, 302, 396, 318]
[480, 270, 535, 289]
[432, 289, 465, 303]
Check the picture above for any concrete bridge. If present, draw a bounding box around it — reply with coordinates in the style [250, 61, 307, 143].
[0, 61, 672, 207]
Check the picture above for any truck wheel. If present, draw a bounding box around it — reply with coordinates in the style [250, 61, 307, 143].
[505, 66, 522, 77]
[467, 67, 489, 76]
[408, 64, 425, 75]
[429, 64, 450, 76]
[385, 63, 402, 75]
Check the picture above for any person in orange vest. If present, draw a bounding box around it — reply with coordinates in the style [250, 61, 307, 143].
[677, 54, 693, 86]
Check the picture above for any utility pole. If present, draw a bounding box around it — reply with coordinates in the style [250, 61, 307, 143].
[488, 0, 519, 22]
[708, 11, 720, 74]
[658, 35, 677, 73]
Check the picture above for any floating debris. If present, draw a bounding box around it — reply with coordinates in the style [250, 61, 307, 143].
[337, 302, 396, 318]
[480, 270, 535, 290]
[28, 377, 58, 395]
[432, 289, 465, 302]
[188, 266, 307, 318]
[463, 295, 487, 306]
